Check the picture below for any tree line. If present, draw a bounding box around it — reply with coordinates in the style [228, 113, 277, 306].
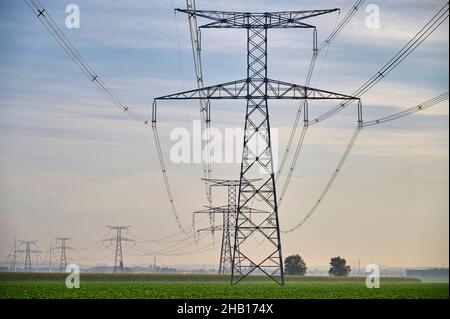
[284, 255, 351, 276]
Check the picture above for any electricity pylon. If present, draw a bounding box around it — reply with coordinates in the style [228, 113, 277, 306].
[208, 179, 238, 275]
[48, 240, 52, 272]
[12, 238, 17, 272]
[154, 8, 360, 285]
[103, 226, 135, 273]
[54, 237, 74, 272]
[17, 240, 40, 272]
[192, 210, 226, 273]
[6, 253, 15, 271]
[197, 179, 260, 274]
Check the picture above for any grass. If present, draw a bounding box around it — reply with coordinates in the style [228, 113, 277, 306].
[0, 272, 447, 299]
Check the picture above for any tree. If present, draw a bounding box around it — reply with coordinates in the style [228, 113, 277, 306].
[328, 256, 351, 276]
[284, 254, 307, 276]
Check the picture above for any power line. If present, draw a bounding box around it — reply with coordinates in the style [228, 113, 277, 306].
[282, 92, 448, 233]
[130, 231, 205, 256]
[317, 0, 367, 54]
[362, 92, 449, 127]
[130, 213, 211, 244]
[309, 1, 449, 126]
[129, 230, 220, 256]
[277, 0, 366, 183]
[129, 241, 218, 257]
[282, 126, 362, 233]
[185, 0, 214, 208]
[278, 124, 309, 208]
[68, 222, 211, 264]
[275, 2, 449, 207]
[25, 0, 192, 235]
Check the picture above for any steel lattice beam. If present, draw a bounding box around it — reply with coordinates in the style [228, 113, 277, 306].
[155, 78, 359, 100]
[175, 9, 339, 29]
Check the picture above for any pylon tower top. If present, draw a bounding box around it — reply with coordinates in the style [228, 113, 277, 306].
[176, 9, 339, 29]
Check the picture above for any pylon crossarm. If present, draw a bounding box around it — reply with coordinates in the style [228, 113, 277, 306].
[176, 9, 339, 29]
[197, 225, 224, 232]
[199, 20, 315, 29]
[196, 205, 268, 214]
[194, 207, 230, 214]
[267, 79, 360, 100]
[155, 78, 359, 101]
[202, 178, 261, 187]
[155, 79, 247, 100]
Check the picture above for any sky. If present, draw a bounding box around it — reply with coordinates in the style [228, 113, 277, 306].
[0, 0, 448, 270]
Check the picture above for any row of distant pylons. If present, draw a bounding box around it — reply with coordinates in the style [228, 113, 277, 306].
[8, 238, 71, 273]
[7, 226, 134, 273]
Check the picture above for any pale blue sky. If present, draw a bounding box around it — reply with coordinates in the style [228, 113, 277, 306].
[0, 0, 448, 269]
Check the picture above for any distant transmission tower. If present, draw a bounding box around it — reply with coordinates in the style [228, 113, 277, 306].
[12, 238, 17, 272]
[48, 240, 52, 272]
[6, 253, 14, 271]
[54, 237, 74, 272]
[17, 240, 40, 272]
[154, 8, 360, 285]
[103, 226, 135, 273]
[358, 258, 361, 276]
[197, 179, 259, 274]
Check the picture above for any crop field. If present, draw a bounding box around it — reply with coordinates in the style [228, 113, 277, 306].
[0, 273, 447, 299]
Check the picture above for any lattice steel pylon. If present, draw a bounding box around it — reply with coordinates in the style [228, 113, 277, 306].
[205, 179, 239, 275]
[196, 179, 258, 274]
[103, 226, 135, 273]
[17, 240, 40, 272]
[54, 237, 74, 272]
[193, 206, 232, 273]
[154, 8, 360, 285]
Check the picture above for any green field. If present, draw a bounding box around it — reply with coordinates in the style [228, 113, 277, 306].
[0, 273, 447, 299]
